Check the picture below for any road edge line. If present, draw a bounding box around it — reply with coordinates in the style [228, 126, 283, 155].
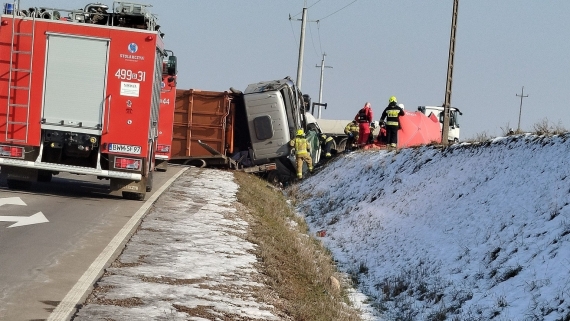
[47, 166, 189, 321]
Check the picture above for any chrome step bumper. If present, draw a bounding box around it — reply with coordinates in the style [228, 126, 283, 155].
[0, 158, 142, 181]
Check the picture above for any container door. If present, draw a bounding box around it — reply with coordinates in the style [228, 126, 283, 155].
[41, 34, 109, 135]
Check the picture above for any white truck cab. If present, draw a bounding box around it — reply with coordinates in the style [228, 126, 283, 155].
[418, 106, 463, 143]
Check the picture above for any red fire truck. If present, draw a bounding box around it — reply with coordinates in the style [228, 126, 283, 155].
[0, 1, 177, 200]
[155, 52, 177, 172]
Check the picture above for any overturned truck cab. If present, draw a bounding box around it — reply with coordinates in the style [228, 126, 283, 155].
[171, 77, 320, 184]
[241, 77, 320, 183]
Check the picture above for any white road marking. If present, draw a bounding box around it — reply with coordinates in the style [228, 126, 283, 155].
[0, 212, 49, 228]
[0, 197, 26, 207]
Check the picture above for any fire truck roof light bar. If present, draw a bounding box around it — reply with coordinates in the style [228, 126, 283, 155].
[0, 157, 142, 180]
[5, 3, 161, 33]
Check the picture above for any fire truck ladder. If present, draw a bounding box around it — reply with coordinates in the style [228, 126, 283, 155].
[5, 0, 35, 143]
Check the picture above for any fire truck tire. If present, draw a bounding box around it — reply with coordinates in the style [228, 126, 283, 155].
[155, 160, 168, 172]
[7, 179, 32, 190]
[122, 191, 146, 201]
[145, 172, 153, 192]
[37, 170, 53, 183]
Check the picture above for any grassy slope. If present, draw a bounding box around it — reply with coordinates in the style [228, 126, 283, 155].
[234, 171, 364, 321]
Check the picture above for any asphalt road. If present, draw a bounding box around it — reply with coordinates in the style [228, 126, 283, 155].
[0, 165, 186, 321]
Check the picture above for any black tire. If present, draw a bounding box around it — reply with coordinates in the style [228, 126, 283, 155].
[266, 170, 280, 186]
[155, 160, 168, 172]
[274, 158, 295, 185]
[122, 191, 146, 201]
[7, 179, 32, 190]
[337, 138, 347, 152]
[37, 170, 52, 183]
[145, 171, 153, 192]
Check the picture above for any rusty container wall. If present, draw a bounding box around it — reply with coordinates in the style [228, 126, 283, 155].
[172, 89, 234, 160]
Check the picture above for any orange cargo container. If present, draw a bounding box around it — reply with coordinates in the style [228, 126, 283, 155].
[172, 89, 243, 167]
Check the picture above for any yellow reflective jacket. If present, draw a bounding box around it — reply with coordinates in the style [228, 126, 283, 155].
[289, 137, 310, 155]
[344, 121, 359, 136]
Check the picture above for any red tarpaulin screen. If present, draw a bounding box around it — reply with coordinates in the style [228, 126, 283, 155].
[367, 111, 441, 149]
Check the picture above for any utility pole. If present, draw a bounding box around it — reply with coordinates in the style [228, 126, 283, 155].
[315, 53, 333, 119]
[516, 86, 528, 133]
[295, 2, 308, 91]
[442, 0, 459, 146]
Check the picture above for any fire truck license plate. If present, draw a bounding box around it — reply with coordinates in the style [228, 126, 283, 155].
[109, 144, 142, 155]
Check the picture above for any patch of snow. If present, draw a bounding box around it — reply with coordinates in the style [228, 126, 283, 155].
[297, 134, 570, 320]
[75, 169, 280, 320]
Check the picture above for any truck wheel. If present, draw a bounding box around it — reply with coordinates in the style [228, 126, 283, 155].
[122, 191, 146, 201]
[37, 170, 53, 183]
[155, 160, 168, 172]
[337, 138, 347, 152]
[7, 179, 32, 190]
[145, 171, 153, 192]
[266, 170, 280, 186]
[274, 158, 294, 185]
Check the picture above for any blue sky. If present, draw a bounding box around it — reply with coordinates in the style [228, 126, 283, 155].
[24, 1, 570, 139]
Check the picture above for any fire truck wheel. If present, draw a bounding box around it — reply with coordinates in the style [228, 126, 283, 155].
[37, 170, 53, 183]
[146, 171, 154, 192]
[122, 191, 146, 201]
[155, 160, 168, 172]
[7, 179, 32, 190]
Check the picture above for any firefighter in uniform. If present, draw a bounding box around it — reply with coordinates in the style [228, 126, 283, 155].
[354, 102, 373, 148]
[319, 134, 335, 158]
[289, 129, 313, 179]
[380, 96, 405, 149]
[344, 120, 359, 152]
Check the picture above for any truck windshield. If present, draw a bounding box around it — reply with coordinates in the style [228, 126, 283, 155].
[451, 110, 460, 127]
[280, 86, 302, 136]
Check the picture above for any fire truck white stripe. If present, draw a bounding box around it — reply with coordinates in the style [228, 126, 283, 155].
[0, 158, 142, 180]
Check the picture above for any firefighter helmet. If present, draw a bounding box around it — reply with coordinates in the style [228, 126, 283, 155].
[296, 129, 305, 136]
[389, 96, 397, 103]
[398, 103, 405, 110]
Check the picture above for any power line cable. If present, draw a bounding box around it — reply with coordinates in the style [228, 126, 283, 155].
[308, 17, 321, 58]
[316, 22, 323, 55]
[316, 0, 358, 22]
[289, 14, 298, 46]
[291, 0, 323, 18]
[308, 0, 323, 9]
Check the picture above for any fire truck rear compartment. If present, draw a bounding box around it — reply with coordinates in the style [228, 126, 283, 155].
[41, 129, 101, 168]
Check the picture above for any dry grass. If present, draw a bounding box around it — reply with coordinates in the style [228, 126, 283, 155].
[468, 118, 569, 143]
[532, 118, 567, 135]
[234, 171, 364, 321]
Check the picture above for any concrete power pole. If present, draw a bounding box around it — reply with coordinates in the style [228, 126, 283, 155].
[442, 0, 459, 146]
[315, 53, 333, 119]
[295, 3, 308, 91]
[516, 86, 528, 133]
